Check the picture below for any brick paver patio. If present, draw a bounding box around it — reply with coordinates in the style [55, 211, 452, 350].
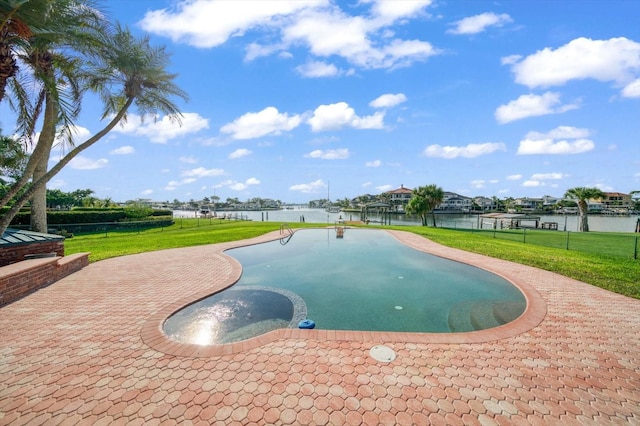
[1, 229, 638, 425]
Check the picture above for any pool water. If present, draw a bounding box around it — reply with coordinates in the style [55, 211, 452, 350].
[163, 286, 306, 345]
[233, 228, 525, 331]
[164, 229, 526, 344]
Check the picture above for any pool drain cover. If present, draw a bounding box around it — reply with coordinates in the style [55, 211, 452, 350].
[370, 345, 396, 363]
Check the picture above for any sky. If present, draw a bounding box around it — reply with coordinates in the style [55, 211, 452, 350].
[2, 0, 640, 204]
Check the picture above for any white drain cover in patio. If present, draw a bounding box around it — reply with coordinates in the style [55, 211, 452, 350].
[369, 345, 396, 362]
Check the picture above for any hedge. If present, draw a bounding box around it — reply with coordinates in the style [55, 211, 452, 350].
[7, 209, 173, 226]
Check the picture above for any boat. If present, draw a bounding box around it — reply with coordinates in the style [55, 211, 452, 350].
[198, 207, 213, 218]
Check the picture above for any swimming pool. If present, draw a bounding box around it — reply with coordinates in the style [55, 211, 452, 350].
[164, 228, 526, 345]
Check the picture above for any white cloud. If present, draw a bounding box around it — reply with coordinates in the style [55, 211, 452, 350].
[517, 126, 595, 155]
[622, 79, 640, 98]
[179, 156, 198, 164]
[376, 184, 393, 192]
[495, 92, 579, 124]
[471, 179, 485, 189]
[369, 93, 407, 108]
[113, 112, 209, 143]
[448, 12, 512, 35]
[528, 125, 590, 140]
[595, 183, 614, 192]
[508, 37, 640, 93]
[68, 156, 108, 170]
[296, 60, 340, 78]
[501, 54, 521, 66]
[229, 148, 252, 159]
[245, 42, 285, 61]
[370, 0, 433, 23]
[423, 142, 506, 159]
[530, 172, 565, 180]
[227, 177, 260, 191]
[140, 0, 439, 71]
[221, 107, 301, 140]
[522, 180, 542, 187]
[140, 0, 323, 48]
[282, 4, 439, 70]
[365, 160, 381, 167]
[304, 148, 350, 160]
[48, 125, 92, 157]
[141, 189, 153, 195]
[507, 174, 522, 180]
[66, 125, 92, 144]
[181, 167, 225, 178]
[289, 178, 327, 194]
[307, 102, 384, 131]
[109, 146, 134, 155]
[164, 180, 180, 191]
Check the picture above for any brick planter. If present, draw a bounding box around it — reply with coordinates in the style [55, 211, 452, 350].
[0, 252, 89, 306]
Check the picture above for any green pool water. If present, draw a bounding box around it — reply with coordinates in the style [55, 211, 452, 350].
[232, 229, 525, 332]
[165, 229, 526, 345]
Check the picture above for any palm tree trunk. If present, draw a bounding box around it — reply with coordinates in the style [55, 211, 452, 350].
[0, 93, 59, 210]
[30, 96, 57, 232]
[30, 157, 49, 232]
[0, 96, 133, 236]
[578, 200, 589, 232]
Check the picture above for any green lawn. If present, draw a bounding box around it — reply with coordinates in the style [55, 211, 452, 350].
[64, 219, 640, 300]
[393, 226, 639, 300]
[462, 228, 639, 259]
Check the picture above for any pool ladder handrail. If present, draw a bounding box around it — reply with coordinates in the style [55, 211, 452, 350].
[279, 223, 294, 245]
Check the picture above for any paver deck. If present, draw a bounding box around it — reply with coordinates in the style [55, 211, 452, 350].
[1, 229, 638, 425]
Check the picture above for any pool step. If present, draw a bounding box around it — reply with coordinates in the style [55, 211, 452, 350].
[448, 300, 525, 332]
[493, 301, 526, 324]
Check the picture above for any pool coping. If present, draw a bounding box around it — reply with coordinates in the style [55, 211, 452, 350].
[140, 228, 547, 357]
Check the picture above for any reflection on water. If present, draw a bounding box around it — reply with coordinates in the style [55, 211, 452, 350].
[164, 287, 306, 345]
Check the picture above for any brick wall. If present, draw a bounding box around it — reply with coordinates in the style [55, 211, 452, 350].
[0, 241, 65, 267]
[0, 253, 89, 307]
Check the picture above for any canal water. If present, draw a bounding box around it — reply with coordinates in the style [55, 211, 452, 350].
[174, 208, 639, 233]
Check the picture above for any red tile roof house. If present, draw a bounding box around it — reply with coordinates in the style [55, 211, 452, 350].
[385, 185, 413, 211]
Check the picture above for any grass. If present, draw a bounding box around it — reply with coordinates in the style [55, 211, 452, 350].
[462, 228, 639, 259]
[392, 225, 639, 300]
[64, 219, 640, 300]
[64, 219, 318, 262]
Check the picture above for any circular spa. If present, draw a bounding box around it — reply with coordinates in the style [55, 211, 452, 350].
[164, 229, 526, 345]
[163, 286, 306, 345]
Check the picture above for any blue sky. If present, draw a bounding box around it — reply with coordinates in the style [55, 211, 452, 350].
[2, 0, 640, 203]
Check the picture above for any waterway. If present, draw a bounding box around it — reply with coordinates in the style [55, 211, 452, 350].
[173, 208, 639, 233]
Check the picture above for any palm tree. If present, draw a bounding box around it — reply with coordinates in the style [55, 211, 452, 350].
[0, 132, 27, 178]
[564, 187, 605, 232]
[28, 3, 107, 232]
[0, 25, 188, 235]
[405, 184, 444, 227]
[1, 0, 108, 231]
[0, 0, 44, 102]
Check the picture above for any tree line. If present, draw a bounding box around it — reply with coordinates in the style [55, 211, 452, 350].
[401, 184, 616, 232]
